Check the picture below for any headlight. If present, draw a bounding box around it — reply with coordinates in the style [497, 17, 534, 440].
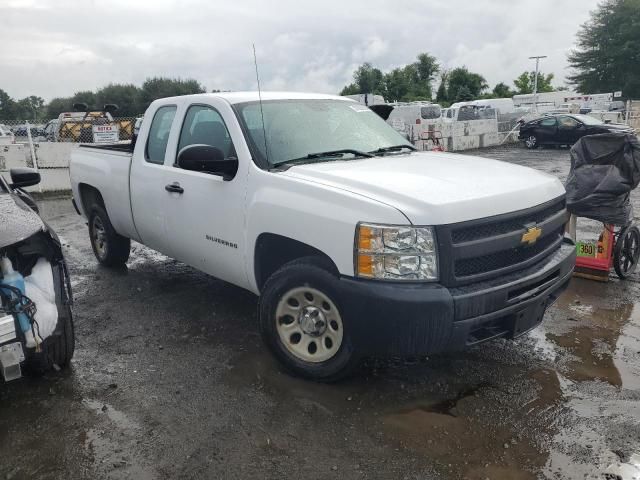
[355, 223, 438, 281]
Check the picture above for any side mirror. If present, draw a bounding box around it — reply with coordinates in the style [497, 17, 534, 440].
[176, 144, 238, 180]
[576, 123, 584, 128]
[10, 167, 41, 188]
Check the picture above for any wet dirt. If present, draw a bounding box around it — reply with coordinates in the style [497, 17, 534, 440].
[1, 146, 640, 479]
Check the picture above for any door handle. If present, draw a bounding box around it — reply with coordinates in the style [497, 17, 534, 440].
[165, 182, 184, 194]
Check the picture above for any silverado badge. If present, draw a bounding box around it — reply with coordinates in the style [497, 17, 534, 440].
[521, 226, 542, 245]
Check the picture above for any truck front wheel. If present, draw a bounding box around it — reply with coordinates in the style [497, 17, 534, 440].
[88, 205, 130, 267]
[258, 258, 358, 381]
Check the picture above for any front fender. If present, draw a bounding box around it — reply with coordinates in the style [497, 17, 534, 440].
[244, 170, 407, 292]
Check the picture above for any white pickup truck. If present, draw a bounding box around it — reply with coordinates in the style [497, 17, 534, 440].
[70, 92, 575, 380]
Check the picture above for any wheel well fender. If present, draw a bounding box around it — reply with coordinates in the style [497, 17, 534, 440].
[253, 233, 339, 292]
[77, 183, 105, 215]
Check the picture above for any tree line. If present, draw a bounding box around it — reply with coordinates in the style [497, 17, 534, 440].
[342, 0, 639, 104]
[340, 57, 558, 106]
[0, 77, 207, 122]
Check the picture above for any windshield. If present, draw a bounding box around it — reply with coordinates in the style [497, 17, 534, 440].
[235, 99, 412, 166]
[572, 114, 603, 126]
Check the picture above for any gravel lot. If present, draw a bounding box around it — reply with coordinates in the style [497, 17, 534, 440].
[1, 144, 640, 480]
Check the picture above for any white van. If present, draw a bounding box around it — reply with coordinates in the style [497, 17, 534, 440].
[385, 102, 442, 132]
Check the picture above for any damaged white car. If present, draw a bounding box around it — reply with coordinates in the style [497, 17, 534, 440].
[0, 168, 75, 382]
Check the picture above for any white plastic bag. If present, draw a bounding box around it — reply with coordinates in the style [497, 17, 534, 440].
[23, 258, 58, 348]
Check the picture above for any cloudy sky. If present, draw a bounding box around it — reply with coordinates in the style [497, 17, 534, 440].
[1, 0, 601, 101]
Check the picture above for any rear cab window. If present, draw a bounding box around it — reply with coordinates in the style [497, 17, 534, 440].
[146, 105, 177, 164]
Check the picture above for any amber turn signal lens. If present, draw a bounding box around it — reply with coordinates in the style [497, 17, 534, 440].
[357, 254, 373, 277]
[358, 226, 374, 251]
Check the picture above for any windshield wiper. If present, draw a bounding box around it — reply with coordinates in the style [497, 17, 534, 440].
[370, 144, 417, 155]
[277, 149, 374, 166]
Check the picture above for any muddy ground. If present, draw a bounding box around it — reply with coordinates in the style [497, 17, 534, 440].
[1, 145, 640, 479]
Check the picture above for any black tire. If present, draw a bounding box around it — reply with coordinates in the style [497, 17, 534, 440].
[614, 226, 640, 279]
[258, 257, 359, 382]
[25, 262, 75, 373]
[88, 204, 130, 266]
[524, 134, 539, 149]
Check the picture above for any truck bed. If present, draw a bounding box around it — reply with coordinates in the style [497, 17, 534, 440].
[70, 143, 138, 242]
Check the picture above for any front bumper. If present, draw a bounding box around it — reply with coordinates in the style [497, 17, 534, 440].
[339, 240, 575, 356]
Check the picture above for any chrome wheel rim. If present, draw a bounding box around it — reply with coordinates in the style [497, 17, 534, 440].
[275, 286, 343, 363]
[526, 135, 537, 148]
[92, 216, 107, 259]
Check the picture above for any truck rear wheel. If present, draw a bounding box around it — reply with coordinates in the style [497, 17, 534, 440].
[258, 257, 358, 382]
[88, 205, 130, 267]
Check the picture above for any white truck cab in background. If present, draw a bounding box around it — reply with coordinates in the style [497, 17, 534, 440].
[70, 92, 575, 381]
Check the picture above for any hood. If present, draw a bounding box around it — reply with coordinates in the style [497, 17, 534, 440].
[0, 192, 45, 249]
[282, 151, 566, 225]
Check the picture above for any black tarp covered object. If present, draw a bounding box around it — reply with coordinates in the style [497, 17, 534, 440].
[565, 133, 640, 226]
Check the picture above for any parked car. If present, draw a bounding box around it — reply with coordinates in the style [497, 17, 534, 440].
[11, 124, 46, 138]
[0, 168, 75, 382]
[519, 114, 635, 149]
[0, 124, 15, 145]
[70, 92, 575, 381]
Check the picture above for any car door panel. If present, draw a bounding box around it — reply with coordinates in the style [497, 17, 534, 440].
[557, 116, 581, 145]
[130, 104, 179, 256]
[164, 101, 249, 288]
[536, 118, 558, 144]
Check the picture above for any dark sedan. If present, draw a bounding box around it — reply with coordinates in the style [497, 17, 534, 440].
[518, 114, 635, 149]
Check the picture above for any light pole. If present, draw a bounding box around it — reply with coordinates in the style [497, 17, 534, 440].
[529, 55, 547, 113]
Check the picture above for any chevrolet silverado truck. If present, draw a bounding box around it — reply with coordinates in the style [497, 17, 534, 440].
[70, 92, 575, 381]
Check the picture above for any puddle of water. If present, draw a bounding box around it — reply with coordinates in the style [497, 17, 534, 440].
[613, 304, 640, 390]
[383, 372, 562, 479]
[546, 279, 640, 390]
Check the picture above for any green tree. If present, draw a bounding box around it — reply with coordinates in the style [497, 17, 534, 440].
[491, 82, 516, 98]
[95, 83, 141, 116]
[0, 89, 16, 119]
[411, 53, 439, 99]
[446, 67, 488, 102]
[353, 63, 386, 95]
[71, 90, 97, 109]
[14, 96, 45, 121]
[455, 85, 474, 102]
[339, 53, 439, 101]
[139, 77, 206, 112]
[513, 71, 555, 94]
[383, 68, 408, 102]
[568, 0, 640, 97]
[339, 83, 360, 96]
[46, 97, 73, 118]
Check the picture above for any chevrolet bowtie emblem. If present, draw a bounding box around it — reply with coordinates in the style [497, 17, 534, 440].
[521, 226, 542, 245]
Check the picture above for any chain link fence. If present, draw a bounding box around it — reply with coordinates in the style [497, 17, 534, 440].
[626, 100, 640, 132]
[0, 116, 138, 145]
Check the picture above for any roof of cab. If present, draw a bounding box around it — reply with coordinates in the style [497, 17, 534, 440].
[155, 91, 355, 105]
